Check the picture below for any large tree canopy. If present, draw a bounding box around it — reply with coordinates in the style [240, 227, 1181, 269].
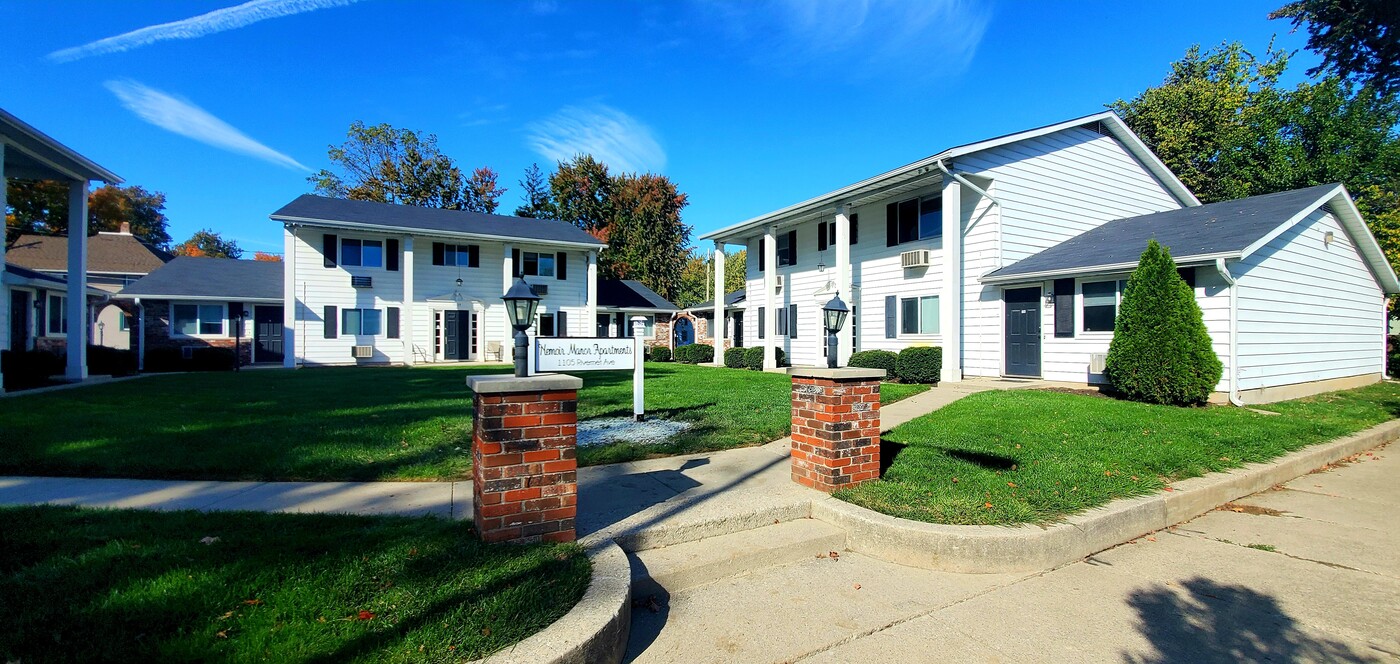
[173, 229, 243, 259]
[5, 182, 172, 249]
[309, 121, 504, 214]
[1111, 41, 1400, 271]
[1271, 0, 1400, 96]
[675, 248, 748, 309]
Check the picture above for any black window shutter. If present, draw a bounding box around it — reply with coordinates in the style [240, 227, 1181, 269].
[818, 223, 828, 252]
[324, 306, 338, 339]
[468, 245, 480, 268]
[777, 307, 786, 336]
[557, 310, 568, 337]
[512, 249, 522, 277]
[758, 238, 765, 272]
[323, 234, 338, 268]
[789, 304, 798, 338]
[1054, 278, 1075, 338]
[1178, 267, 1196, 288]
[556, 252, 567, 280]
[432, 242, 445, 266]
[884, 296, 897, 338]
[885, 203, 898, 247]
[386, 239, 400, 271]
[850, 214, 859, 245]
[758, 307, 766, 339]
[787, 230, 798, 265]
[387, 306, 400, 339]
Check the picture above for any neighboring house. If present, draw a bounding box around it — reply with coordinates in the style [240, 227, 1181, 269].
[6, 223, 172, 349]
[271, 195, 607, 367]
[116, 257, 285, 367]
[2, 107, 123, 390]
[699, 111, 1399, 404]
[596, 279, 679, 347]
[681, 289, 747, 349]
[4, 263, 105, 355]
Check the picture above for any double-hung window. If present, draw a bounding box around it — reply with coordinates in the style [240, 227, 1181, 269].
[888, 196, 943, 245]
[342, 308, 383, 336]
[899, 295, 940, 335]
[46, 294, 68, 336]
[1082, 281, 1123, 332]
[523, 252, 556, 277]
[341, 239, 384, 268]
[433, 243, 480, 267]
[172, 303, 224, 336]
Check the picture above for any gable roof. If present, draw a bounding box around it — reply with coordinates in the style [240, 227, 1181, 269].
[6, 232, 172, 275]
[983, 184, 1400, 293]
[117, 256, 283, 302]
[597, 280, 678, 311]
[685, 289, 747, 312]
[700, 111, 1198, 244]
[271, 194, 605, 249]
[4, 262, 66, 287]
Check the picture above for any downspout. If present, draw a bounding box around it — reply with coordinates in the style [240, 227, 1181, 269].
[1214, 259, 1243, 406]
[135, 298, 145, 372]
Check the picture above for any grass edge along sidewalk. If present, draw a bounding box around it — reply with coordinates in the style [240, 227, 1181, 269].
[0, 505, 589, 663]
[836, 382, 1400, 526]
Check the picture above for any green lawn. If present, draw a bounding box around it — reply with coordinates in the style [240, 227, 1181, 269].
[0, 506, 588, 663]
[837, 383, 1400, 526]
[0, 362, 926, 481]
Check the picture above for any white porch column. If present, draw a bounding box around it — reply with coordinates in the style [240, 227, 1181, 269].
[502, 243, 514, 350]
[586, 250, 598, 338]
[402, 235, 415, 365]
[0, 143, 8, 393]
[711, 241, 725, 365]
[65, 179, 89, 381]
[940, 176, 963, 383]
[763, 226, 778, 370]
[282, 226, 298, 368]
[834, 205, 853, 366]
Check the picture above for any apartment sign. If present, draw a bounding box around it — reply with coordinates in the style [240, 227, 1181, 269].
[535, 337, 637, 372]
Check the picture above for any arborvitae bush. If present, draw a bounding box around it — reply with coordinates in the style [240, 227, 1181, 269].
[1104, 240, 1223, 406]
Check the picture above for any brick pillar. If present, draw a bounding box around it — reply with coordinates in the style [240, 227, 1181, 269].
[466, 374, 582, 544]
[789, 367, 886, 492]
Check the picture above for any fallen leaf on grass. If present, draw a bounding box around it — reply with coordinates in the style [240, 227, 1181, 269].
[242, 599, 262, 606]
[481, 627, 491, 637]
[216, 631, 228, 639]
[1007, 482, 1017, 488]
[199, 536, 220, 545]
[219, 611, 235, 620]
[984, 502, 993, 509]
[357, 611, 376, 621]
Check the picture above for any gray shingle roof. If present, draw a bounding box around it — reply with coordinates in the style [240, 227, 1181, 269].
[985, 184, 1340, 282]
[119, 257, 283, 301]
[598, 280, 678, 311]
[686, 289, 746, 311]
[5, 262, 66, 284]
[271, 194, 604, 247]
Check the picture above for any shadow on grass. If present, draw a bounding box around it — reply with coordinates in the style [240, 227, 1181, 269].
[1124, 577, 1376, 663]
[941, 448, 1018, 471]
[880, 438, 905, 477]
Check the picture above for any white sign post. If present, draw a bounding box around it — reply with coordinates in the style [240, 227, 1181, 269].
[631, 316, 646, 421]
[534, 333, 646, 420]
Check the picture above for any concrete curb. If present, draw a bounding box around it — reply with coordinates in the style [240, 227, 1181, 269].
[813, 419, 1400, 574]
[474, 536, 632, 664]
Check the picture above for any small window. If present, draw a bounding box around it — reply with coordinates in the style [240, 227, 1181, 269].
[47, 294, 68, 336]
[918, 197, 942, 239]
[776, 233, 793, 267]
[118, 313, 132, 332]
[522, 251, 555, 277]
[172, 303, 224, 336]
[538, 312, 556, 337]
[891, 196, 942, 245]
[342, 308, 382, 336]
[900, 295, 939, 335]
[1082, 281, 1119, 332]
[341, 238, 383, 268]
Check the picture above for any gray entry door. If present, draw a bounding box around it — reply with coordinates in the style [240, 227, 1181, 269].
[1004, 287, 1042, 377]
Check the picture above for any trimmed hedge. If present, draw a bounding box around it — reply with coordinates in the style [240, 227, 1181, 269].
[1388, 335, 1399, 377]
[688, 344, 714, 364]
[649, 346, 672, 363]
[742, 347, 785, 370]
[896, 347, 942, 384]
[1, 349, 64, 390]
[849, 350, 898, 375]
[87, 345, 138, 377]
[673, 344, 696, 363]
[724, 347, 747, 369]
[145, 346, 239, 373]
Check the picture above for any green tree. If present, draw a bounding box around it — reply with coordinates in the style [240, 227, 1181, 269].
[173, 229, 243, 259]
[1271, 0, 1400, 96]
[5, 181, 172, 248]
[514, 163, 554, 219]
[675, 248, 748, 308]
[1104, 240, 1222, 406]
[309, 121, 503, 213]
[605, 172, 691, 301]
[549, 155, 613, 235]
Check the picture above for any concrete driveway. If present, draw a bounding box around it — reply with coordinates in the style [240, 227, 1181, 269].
[626, 444, 1399, 663]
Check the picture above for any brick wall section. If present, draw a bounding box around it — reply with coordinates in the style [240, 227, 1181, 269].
[471, 389, 579, 544]
[790, 375, 881, 492]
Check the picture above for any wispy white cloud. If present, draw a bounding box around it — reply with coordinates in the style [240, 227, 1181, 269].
[48, 0, 362, 63]
[105, 80, 308, 171]
[526, 104, 666, 174]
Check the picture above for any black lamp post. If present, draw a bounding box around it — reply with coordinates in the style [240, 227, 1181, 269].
[502, 276, 542, 377]
[822, 292, 849, 369]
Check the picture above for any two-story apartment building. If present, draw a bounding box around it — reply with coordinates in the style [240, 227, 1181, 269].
[700, 112, 1398, 404]
[272, 195, 609, 367]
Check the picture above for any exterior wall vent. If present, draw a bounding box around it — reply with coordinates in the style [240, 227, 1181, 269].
[533, 284, 549, 295]
[1090, 353, 1108, 374]
[900, 250, 932, 269]
[352, 345, 374, 359]
[351, 276, 373, 289]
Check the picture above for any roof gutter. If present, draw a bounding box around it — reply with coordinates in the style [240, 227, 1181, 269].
[936, 158, 1002, 266]
[1214, 258, 1243, 407]
[273, 216, 607, 251]
[981, 252, 1239, 285]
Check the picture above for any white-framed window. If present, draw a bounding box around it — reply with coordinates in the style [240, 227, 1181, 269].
[118, 313, 131, 332]
[342, 308, 383, 336]
[1081, 280, 1125, 333]
[341, 238, 384, 268]
[537, 312, 557, 337]
[523, 252, 555, 277]
[889, 196, 942, 245]
[900, 295, 940, 335]
[46, 294, 68, 336]
[172, 303, 225, 336]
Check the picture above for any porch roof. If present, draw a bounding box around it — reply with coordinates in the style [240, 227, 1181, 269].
[1, 107, 121, 183]
[598, 280, 677, 312]
[117, 257, 284, 303]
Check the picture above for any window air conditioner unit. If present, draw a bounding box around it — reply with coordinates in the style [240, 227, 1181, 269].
[533, 284, 549, 295]
[775, 275, 784, 291]
[901, 250, 931, 269]
[351, 276, 373, 288]
[1090, 353, 1108, 374]
[352, 345, 374, 359]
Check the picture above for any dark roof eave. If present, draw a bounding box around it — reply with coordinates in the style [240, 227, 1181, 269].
[981, 252, 1239, 285]
[271, 213, 607, 250]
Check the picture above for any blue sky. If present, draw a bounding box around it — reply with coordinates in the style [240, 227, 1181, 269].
[1, 0, 1318, 254]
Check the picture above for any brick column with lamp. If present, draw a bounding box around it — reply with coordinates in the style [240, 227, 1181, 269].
[789, 367, 885, 492]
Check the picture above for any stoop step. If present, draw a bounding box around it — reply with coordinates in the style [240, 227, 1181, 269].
[628, 518, 847, 597]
